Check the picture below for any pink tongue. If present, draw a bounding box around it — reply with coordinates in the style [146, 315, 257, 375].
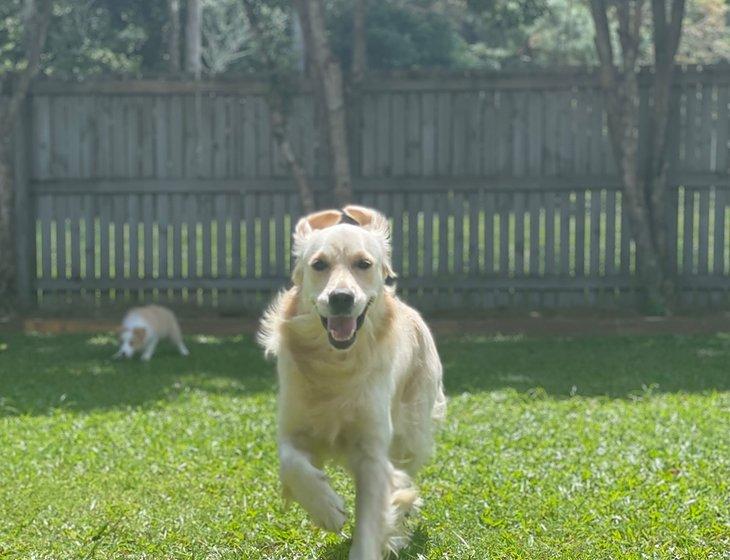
[327, 316, 357, 341]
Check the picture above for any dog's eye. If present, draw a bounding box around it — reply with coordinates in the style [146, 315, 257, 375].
[311, 259, 329, 271]
[355, 259, 372, 270]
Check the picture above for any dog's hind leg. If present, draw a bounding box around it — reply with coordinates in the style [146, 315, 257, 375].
[385, 468, 421, 554]
[279, 440, 347, 533]
[169, 320, 189, 356]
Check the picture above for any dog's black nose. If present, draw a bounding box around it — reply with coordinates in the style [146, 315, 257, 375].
[329, 290, 355, 314]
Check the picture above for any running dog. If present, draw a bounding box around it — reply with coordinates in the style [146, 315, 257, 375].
[114, 305, 189, 361]
[258, 205, 446, 559]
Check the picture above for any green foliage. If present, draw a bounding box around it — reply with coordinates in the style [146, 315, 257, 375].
[678, 0, 730, 64]
[523, 0, 598, 66]
[1, 332, 729, 557]
[43, 0, 152, 78]
[329, 1, 461, 71]
[201, 0, 298, 75]
[0, 0, 27, 75]
[453, 0, 550, 69]
[0, 0, 728, 78]
[327, 0, 552, 71]
[0, 0, 167, 79]
[201, 0, 251, 75]
[224, 0, 297, 75]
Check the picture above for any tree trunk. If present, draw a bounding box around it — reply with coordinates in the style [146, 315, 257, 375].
[0, 0, 52, 305]
[645, 0, 686, 298]
[241, 0, 315, 213]
[185, 0, 202, 78]
[294, 0, 354, 206]
[590, 0, 671, 312]
[0, 142, 14, 302]
[351, 0, 367, 85]
[167, 0, 181, 73]
[610, 57, 667, 310]
[271, 109, 315, 213]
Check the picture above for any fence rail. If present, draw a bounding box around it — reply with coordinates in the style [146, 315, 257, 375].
[11, 66, 730, 310]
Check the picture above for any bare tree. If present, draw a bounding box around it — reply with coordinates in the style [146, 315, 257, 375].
[185, 0, 202, 78]
[241, 0, 315, 213]
[167, 0, 182, 73]
[0, 0, 53, 303]
[293, 0, 353, 205]
[646, 0, 686, 277]
[589, 0, 685, 312]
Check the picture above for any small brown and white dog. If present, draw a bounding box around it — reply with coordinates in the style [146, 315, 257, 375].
[113, 305, 189, 361]
[258, 205, 446, 559]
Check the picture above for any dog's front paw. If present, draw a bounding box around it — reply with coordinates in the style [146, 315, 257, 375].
[310, 486, 347, 532]
[297, 473, 347, 532]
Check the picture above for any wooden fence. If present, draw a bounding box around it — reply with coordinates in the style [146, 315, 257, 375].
[10, 66, 730, 311]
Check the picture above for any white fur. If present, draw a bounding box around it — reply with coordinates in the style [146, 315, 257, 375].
[113, 305, 189, 361]
[258, 207, 446, 559]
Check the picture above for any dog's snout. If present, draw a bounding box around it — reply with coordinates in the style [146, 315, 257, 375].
[329, 290, 355, 314]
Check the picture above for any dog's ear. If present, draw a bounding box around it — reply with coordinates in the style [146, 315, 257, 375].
[294, 209, 342, 239]
[292, 209, 343, 284]
[293, 209, 342, 254]
[342, 205, 390, 236]
[383, 262, 397, 289]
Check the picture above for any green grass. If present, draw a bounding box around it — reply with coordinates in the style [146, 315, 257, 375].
[1, 332, 729, 559]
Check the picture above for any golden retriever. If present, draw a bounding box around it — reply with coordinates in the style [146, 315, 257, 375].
[258, 205, 446, 559]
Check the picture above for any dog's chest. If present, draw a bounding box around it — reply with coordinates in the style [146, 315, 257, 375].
[290, 375, 378, 449]
[305, 388, 360, 444]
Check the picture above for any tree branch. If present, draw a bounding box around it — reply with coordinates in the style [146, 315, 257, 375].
[652, 0, 667, 68]
[293, 0, 353, 205]
[616, 0, 642, 71]
[666, 0, 686, 61]
[589, 0, 617, 90]
[242, 0, 315, 213]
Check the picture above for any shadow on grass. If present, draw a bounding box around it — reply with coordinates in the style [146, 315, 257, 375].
[0, 333, 275, 417]
[439, 333, 730, 398]
[316, 525, 429, 560]
[2, 331, 730, 417]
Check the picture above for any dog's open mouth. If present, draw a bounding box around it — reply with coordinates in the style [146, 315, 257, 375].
[320, 307, 369, 350]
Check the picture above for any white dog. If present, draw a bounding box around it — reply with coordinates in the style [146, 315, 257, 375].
[258, 205, 446, 559]
[113, 305, 189, 361]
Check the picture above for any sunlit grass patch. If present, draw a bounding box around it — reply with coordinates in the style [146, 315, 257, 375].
[0, 333, 728, 558]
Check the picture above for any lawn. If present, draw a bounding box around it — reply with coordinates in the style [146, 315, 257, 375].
[0, 331, 729, 559]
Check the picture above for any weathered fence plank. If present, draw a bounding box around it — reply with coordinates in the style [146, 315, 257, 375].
[12, 67, 729, 310]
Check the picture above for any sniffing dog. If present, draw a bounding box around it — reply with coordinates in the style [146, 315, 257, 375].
[113, 305, 189, 361]
[258, 205, 446, 559]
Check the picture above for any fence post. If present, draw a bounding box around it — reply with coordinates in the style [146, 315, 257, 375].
[13, 98, 33, 308]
